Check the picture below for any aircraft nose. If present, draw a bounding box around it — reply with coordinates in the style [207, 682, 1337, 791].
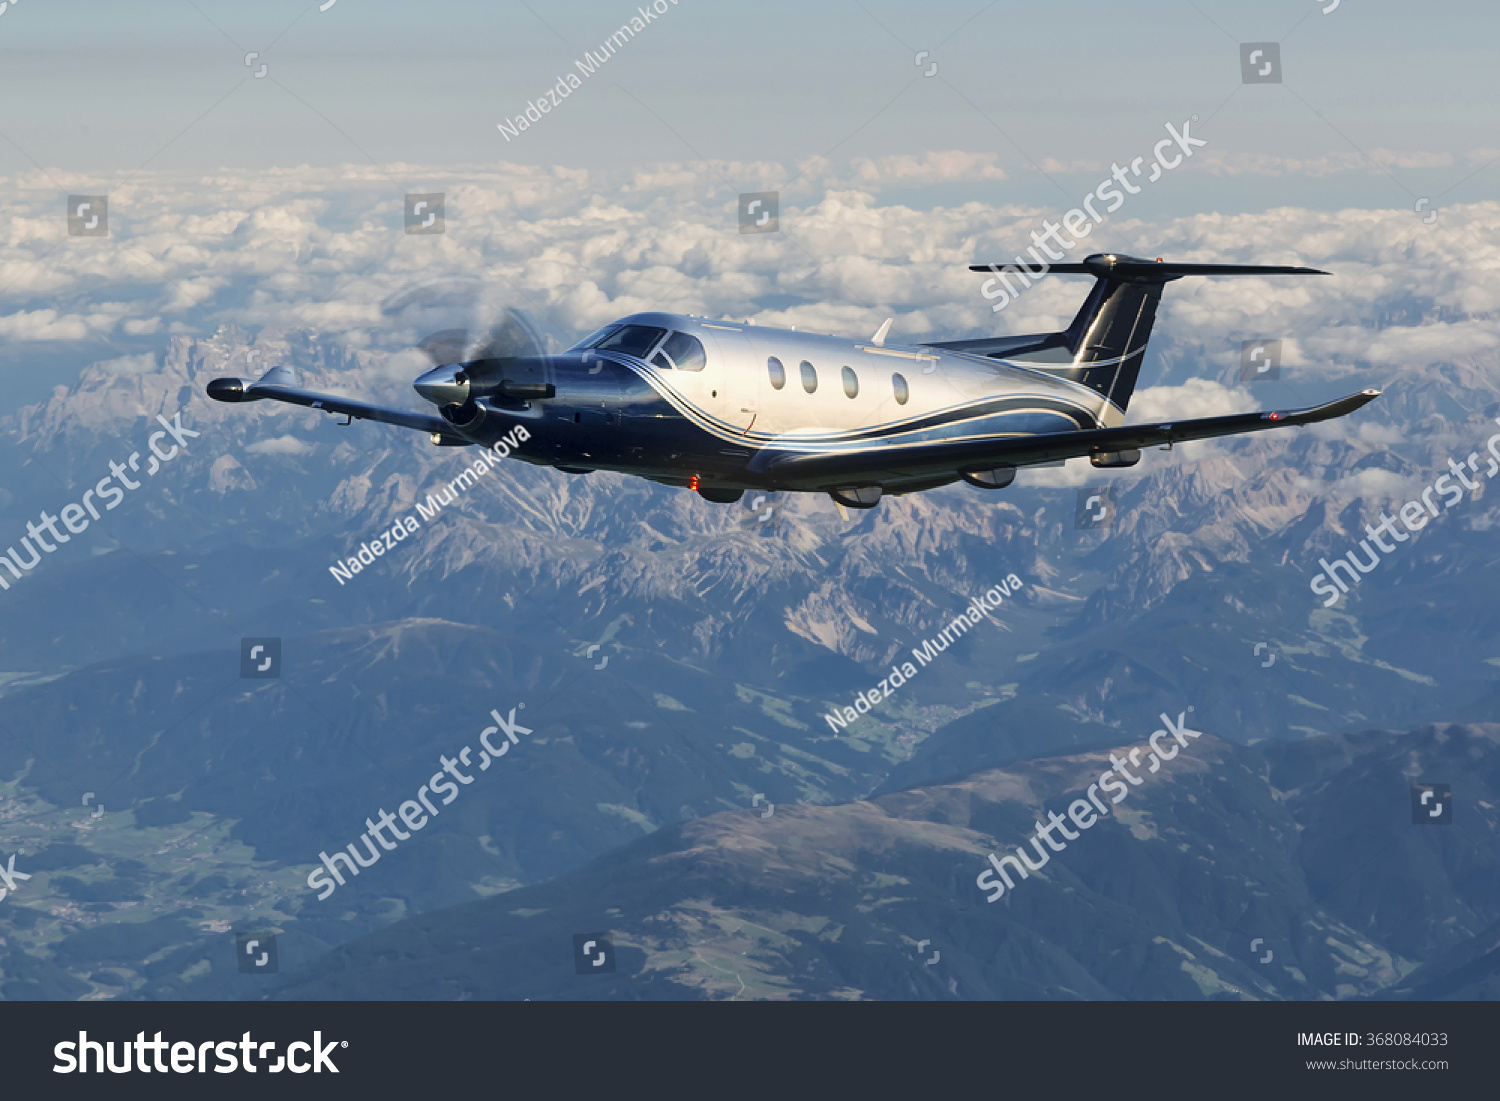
[413, 364, 470, 406]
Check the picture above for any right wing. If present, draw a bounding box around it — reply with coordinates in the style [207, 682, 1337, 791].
[207, 367, 466, 442]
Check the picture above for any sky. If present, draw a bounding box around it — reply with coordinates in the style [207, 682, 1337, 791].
[0, 0, 1494, 209]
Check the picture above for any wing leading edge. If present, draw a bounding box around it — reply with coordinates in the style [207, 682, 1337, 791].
[207, 367, 462, 440]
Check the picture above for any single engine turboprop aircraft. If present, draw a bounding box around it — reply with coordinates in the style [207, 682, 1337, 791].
[208, 253, 1380, 508]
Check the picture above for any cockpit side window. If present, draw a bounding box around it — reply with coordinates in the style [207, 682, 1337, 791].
[649, 331, 708, 372]
[593, 325, 668, 358]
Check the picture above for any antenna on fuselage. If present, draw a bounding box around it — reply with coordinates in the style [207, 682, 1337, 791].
[870, 318, 893, 346]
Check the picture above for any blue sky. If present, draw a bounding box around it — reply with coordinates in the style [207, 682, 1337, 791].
[0, 0, 1494, 214]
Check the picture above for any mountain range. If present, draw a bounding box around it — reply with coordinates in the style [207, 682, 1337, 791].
[0, 319, 1495, 1000]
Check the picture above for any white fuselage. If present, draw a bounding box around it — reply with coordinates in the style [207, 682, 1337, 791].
[602, 312, 1120, 455]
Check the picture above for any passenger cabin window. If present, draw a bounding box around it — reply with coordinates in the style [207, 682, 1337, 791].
[767, 356, 786, 389]
[892, 372, 909, 405]
[593, 325, 667, 358]
[650, 331, 708, 371]
[800, 361, 817, 393]
[841, 366, 859, 399]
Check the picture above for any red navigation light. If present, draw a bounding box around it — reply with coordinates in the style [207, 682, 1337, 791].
[688, 474, 700, 490]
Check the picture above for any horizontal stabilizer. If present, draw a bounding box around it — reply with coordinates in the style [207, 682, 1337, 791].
[967, 254, 1329, 283]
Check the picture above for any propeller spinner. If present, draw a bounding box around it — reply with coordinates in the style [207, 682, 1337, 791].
[410, 308, 553, 411]
[413, 363, 470, 406]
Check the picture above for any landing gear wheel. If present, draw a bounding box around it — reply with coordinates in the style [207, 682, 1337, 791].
[828, 485, 883, 509]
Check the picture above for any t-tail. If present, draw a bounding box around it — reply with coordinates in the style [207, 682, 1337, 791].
[925, 253, 1328, 424]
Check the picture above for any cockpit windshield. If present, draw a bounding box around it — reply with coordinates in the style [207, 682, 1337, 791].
[591, 325, 667, 358]
[566, 324, 620, 352]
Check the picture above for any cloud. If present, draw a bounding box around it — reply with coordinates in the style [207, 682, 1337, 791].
[1130, 379, 1251, 422]
[93, 352, 158, 375]
[0, 163, 1496, 429]
[0, 309, 92, 341]
[244, 436, 317, 456]
[1035, 158, 1105, 175]
[1345, 420, 1405, 447]
[1294, 468, 1415, 502]
[848, 151, 1008, 187]
[1198, 149, 1457, 177]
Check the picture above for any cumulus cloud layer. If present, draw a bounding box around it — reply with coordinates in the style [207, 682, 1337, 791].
[1, 160, 1496, 483]
[244, 435, 318, 456]
[1, 162, 1492, 340]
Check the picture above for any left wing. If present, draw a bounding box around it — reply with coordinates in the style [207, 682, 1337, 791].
[749, 389, 1381, 484]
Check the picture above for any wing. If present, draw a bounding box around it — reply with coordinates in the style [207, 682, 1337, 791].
[749, 389, 1381, 484]
[207, 367, 465, 441]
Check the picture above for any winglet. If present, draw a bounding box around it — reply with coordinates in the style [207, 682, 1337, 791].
[1274, 387, 1382, 426]
[870, 318, 893, 346]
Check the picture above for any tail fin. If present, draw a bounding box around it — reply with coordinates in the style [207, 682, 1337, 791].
[934, 253, 1327, 420]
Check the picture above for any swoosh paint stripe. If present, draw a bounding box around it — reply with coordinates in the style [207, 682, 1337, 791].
[610, 356, 1102, 450]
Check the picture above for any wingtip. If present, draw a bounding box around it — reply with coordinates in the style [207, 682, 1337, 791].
[206, 377, 249, 403]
